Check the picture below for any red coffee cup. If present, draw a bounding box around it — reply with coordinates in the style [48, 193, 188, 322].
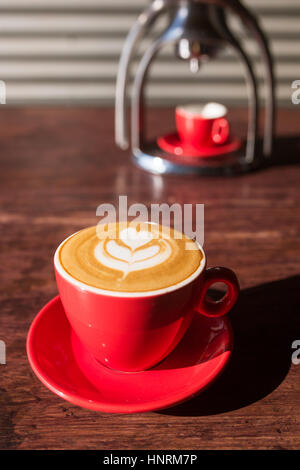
[176, 102, 230, 148]
[54, 235, 239, 372]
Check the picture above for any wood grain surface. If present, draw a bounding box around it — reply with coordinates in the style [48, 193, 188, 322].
[0, 107, 300, 450]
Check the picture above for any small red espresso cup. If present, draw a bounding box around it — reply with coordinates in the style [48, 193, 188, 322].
[176, 102, 230, 148]
[54, 236, 239, 372]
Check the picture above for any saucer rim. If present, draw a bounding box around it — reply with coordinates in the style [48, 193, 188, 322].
[27, 295, 233, 414]
[157, 132, 241, 158]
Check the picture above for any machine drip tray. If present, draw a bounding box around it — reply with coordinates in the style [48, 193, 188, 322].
[133, 140, 267, 176]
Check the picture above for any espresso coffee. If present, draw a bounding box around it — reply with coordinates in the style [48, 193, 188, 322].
[59, 222, 203, 292]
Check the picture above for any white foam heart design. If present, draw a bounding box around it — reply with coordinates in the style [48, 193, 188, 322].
[94, 228, 171, 276]
[106, 240, 160, 263]
[120, 227, 153, 250]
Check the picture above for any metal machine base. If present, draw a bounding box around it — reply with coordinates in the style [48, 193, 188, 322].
[132, 142, 267, 176]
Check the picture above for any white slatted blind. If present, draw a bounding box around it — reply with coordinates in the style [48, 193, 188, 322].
[0, 0, 299, 105]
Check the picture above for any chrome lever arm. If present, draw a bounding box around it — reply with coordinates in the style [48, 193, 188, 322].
[115, 0, 169, 150]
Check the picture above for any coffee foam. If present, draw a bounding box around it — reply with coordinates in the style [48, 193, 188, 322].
[59, 223, 203, 293]
[177, 102, 227, 119]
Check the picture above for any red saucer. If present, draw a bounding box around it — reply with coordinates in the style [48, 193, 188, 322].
[27, 296, 233, 414]
[157, 132, 241, 158]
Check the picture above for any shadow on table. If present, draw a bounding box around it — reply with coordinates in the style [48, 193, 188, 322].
[273, 136, 300, 166]
[158, 275, 300, 417]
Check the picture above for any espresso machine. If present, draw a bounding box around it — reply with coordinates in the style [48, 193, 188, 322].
[115, 0, 275, 176]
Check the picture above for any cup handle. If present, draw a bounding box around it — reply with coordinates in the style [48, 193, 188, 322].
[212, 118, 230, 145]
[196, 267, 239, 318]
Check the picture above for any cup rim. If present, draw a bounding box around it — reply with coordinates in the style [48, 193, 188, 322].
[54, 230, 206, 298]
[176, 102, 227, 120]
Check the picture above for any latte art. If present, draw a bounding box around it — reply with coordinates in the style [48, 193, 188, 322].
[59, 223, 203, 292]
[95, 228, 172, 278]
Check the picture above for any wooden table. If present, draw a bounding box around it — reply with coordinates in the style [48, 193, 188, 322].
[0, 107, 300, 450]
